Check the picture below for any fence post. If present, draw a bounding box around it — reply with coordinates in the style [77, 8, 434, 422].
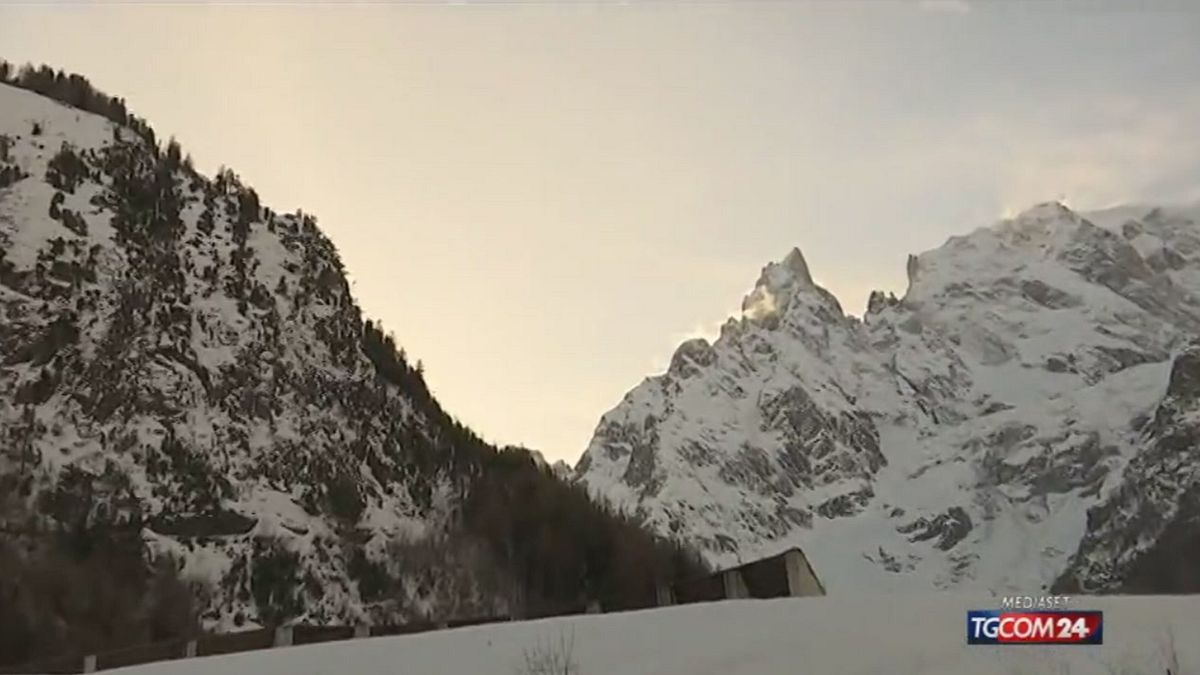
[273, 626, 294, 648]
[185, 639, 198, 658]
[82, 655, 97, 673]
[354, 625, 370, 639]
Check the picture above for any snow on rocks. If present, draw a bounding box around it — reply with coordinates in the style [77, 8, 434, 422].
[579, 200, 1200, 595]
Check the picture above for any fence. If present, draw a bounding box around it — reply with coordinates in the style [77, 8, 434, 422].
[0, 547, 823, 674]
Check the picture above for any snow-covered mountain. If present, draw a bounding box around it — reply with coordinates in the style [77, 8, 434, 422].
[577, 200, 1200, 595]
[0, 71, 699, 641]
[0, 77, 487, 628]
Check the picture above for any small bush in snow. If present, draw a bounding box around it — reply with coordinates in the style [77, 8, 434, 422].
[517, 627, 578, 675]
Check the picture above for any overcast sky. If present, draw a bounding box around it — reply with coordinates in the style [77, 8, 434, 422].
[3, 1, 1199, 462]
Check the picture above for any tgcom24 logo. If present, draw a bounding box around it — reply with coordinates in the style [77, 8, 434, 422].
[966, 610, 1103, 645]
[967, 597, 1101, 645]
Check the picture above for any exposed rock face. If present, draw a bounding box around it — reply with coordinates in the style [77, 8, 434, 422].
[1055, 341, 1200, 593]
[669, 338, 717, 378]
[896, 507, 973, 552]
[579, 200, 1200, 593]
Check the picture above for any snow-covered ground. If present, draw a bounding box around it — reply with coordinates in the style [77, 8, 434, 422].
[97, 595, 1197, 675]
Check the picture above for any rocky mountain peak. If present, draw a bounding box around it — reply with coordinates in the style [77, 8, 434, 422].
[970, 201, 1081, 256]
[865, 290, 900, 315]
[741, 246, 844, 328]
[581, 200, 1200, 595]
[779, 247, 815, 285]
[1015, 200, 1076, 222]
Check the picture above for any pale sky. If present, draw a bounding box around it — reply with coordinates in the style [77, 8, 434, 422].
[4, 1, 1199, 463]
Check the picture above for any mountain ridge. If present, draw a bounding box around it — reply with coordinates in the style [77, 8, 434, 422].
[578, 199, 1200, 594]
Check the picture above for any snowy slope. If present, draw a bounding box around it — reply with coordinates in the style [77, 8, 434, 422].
[0, 81, 495, 629]
[92, 595, 1200, 675]
[578, 200, 1200, 594]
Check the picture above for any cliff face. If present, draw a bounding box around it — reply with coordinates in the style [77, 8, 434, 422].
[579, 200, 1200, 594]
[1056, 339, 1200, 593]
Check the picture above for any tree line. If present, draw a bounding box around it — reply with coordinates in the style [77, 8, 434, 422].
[0, 59, 157, 147]
[361, 320, 708, 617]
[0, 482, 199, 668]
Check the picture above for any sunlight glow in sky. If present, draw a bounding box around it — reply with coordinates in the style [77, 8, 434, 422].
[4, 1, 1199, 462]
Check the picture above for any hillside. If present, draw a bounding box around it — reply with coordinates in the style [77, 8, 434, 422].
[57, 595, 1200, 675]
[0, 63, 702, 667]
[578, 200, 1200, 595]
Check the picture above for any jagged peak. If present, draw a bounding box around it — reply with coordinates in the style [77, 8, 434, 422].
[866, 289, 900, 315]
[1013, 200, 1077, 223]
[740, 246, 842, 322]
[780, 247, 815, 285]
[753, 247, 816, 293]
